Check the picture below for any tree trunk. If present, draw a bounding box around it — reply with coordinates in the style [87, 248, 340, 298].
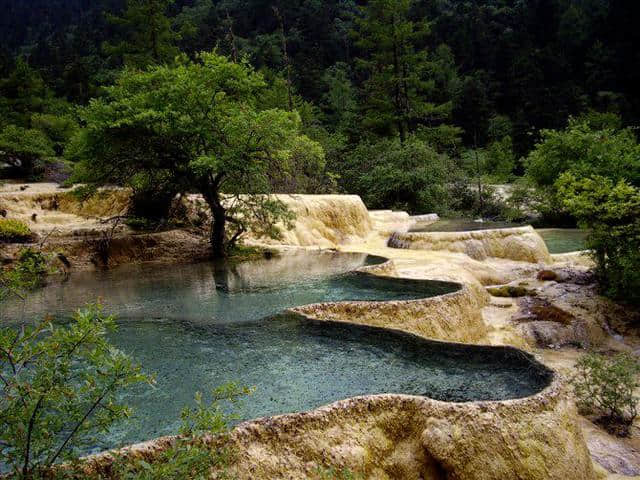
[210, 203, 226, 258]
[473, 130, 484, 217]
[201, 181, 227, 259]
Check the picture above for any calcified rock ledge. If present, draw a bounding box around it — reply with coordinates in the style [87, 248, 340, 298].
[291, 281, 488, 345]
[226, 378, 594, 480]
[78, 261, 595, 480]
[388, 226, 553, 264]
[83, 359, 594, 480]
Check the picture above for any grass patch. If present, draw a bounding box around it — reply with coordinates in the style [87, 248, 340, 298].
[0, 218, 32, 242]
[487, 285, 535, 298]
[225, 245, 274, 265]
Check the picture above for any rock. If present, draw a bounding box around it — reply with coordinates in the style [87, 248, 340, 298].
[388, 226, 553, 263]
[487, 285, 535, 298]
[537, 269, 558, 281]
[517, 320, 590, 348]
[582, 419, 640, 476]
[515, 298, 574, 325]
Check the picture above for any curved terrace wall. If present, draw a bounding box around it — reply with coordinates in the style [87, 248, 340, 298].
[225, 376, 593, 480]
[82, 357, 593, 480]
[388, 225, 553, 263]
[291, 281, 488, 345]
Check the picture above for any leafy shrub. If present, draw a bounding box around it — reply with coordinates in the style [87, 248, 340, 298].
[1, 248, 54, 301]
[527, 117, 640, 188]
[524, 116, 640, 225]
[112, 383, 252, 480]
[343, 136, 452, 214]
[0, 218, 32, 242]
[558, 174, 640, 304]
[0, 124, 54, 178]
[483, 136, 516, 182]
[0, 304, 151, 478]
[573, 352, 640, 436]
[31, 113, 78, 144]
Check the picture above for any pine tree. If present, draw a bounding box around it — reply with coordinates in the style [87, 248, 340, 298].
[352, 0, 451, 143]
[104, 0, 179, 68]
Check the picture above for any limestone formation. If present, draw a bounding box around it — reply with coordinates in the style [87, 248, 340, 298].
[292, 284, 488, 345]
[388, 226, 553, 264]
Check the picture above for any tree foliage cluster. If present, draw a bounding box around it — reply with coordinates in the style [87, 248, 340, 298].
[2, 1, 637, 190]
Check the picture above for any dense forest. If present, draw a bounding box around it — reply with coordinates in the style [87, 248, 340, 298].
[1, 1, 639, 191]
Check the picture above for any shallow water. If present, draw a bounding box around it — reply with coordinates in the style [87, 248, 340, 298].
[0, 251, 552, 452]
[538, 229, 588, 254]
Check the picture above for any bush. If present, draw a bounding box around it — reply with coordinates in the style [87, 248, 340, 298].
[1, 248, 53, 300]
[573, 352, 640, 436]
[526, 117, 640, 188]
[0, 305, 151, 478]
[2, 247, 50, 294]
[343, 136, 452, 214]
[112, 383, 252, 480]
[558, 174, 640, 304]
[524, 116, 640, 225]
[0, 218, 32, 242]
[0, 124, 54, 178]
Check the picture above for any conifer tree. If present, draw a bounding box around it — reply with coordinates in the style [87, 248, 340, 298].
[104, 0, 179, 68]
[352, 0, 451, 143]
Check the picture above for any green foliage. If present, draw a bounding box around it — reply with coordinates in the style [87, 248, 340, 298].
[352, 0, 453, 142]
[523, 116, 640, 225]
[0, 304, 152, 478]
[112, 383, 252, 480]
[526, 117, 640, 188]
[31, 113, 79, 154]
[257, 70, 320, 127]
[0, 125, 54, 177]
[415, 124, 463, 156]
[72, 52, 321, 257]
[344, 136, 451, 214]
[557, 173, 640, 304]
[320, 63, 357, 134]
[0, 219, 32, 242]
[0, 58, 47, 127]
[484, 136, 516, 182]
[104, 0, 180, 68]
[0, 248, 52, 300]
[573, 352, 640, 436]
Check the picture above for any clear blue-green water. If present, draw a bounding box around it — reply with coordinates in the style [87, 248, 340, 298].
[537, 229, 588, 254]
[409, 219, 588, 253]
[1, 251, 552, 452]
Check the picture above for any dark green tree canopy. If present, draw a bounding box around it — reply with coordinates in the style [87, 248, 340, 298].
[104, 0, 180, 68]
[353, 0, 453, 143]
